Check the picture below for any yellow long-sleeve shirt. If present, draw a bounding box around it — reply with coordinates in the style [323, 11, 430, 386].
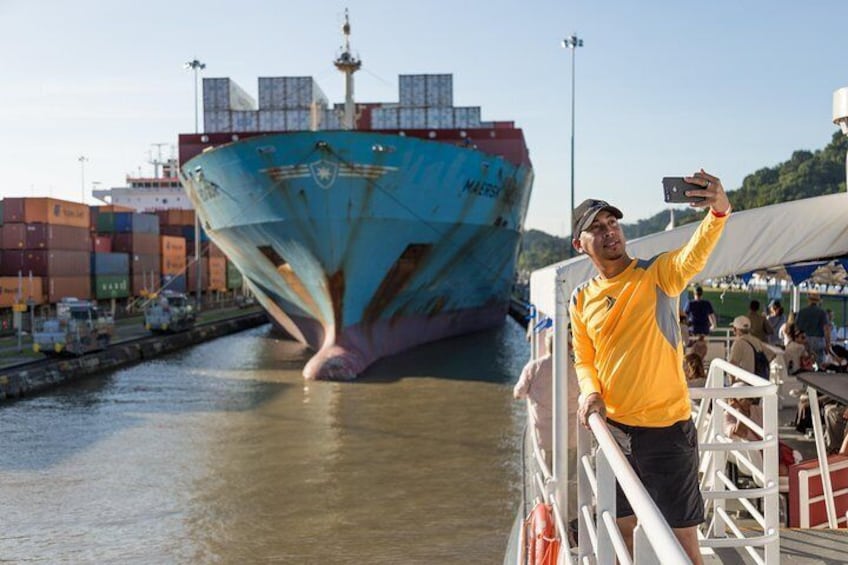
[569, 211, 728, 427]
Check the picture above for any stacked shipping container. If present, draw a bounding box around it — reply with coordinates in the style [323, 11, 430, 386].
[0, 198, 246, 309]
[96, 212, 160, 296]
[202, 73, 481, 134]
[203, 76, 330, 134]
[0, 197, 91, 302]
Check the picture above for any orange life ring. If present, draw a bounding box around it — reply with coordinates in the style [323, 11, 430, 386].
[525, 502, 560, 565]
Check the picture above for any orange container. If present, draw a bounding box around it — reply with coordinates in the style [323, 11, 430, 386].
[208, 257, 227, 290]
[0, 276, 44, 308]
[47, 276, 91, 302]
[181, 209, 196, 226]
[5, 197, 91, 228]
[160, 235, 186, 257]
[161, 254, 187, 276]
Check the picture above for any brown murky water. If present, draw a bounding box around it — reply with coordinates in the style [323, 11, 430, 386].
[0, 319, 528, 564]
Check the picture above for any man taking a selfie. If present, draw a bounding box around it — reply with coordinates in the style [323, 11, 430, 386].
[569, 169, 730, 564]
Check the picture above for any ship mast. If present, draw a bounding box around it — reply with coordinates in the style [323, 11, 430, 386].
[333, 9, 361, 130]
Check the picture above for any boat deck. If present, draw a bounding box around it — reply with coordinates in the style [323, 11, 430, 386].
[705, 528, 848, 564]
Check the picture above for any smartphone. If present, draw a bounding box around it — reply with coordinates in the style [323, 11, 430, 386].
[662, 177, 706, 203]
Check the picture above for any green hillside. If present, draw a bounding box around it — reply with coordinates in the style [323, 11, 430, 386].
[518, 132, 848, 276]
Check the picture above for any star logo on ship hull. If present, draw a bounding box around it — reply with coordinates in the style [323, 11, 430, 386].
[262, 159, 398, 190]
[309, 159, 339, 189]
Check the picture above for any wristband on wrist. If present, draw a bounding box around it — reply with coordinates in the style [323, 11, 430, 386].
[711, 205, 731, 218]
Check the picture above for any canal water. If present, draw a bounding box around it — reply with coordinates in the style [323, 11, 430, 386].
[0, 318, 529, 564]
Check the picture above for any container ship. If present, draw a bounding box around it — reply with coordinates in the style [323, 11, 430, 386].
[177, 14, 534, 379]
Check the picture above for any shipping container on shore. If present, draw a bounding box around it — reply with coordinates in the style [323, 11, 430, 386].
[91, 253, 129, 276]
[131, 254, 159, 276]
[209, 257, 227, 291]
[161, 254, 187, 276]
[161, 274, 187, 293]
[2, 198, 90, 228]
[226, 261, 244, 289]
[92, 275, 130, 299]
[98, 212, 160, 234]
[186, 258, 209, 291]
[48, 276, 92, 302]
[92, 235, 112, 253]
[186, 239, 220, 257]
[112, 233, 160, 256]
[0, 201, 4, 227]
[90, 204, 136, 231]
[0, 224, 24, 249]
[24, 224, 90, 251]
[131, 272, 161, 296]
[160, 235, 186, 257]
[0, 250, 91, 277]
[0, 276, 44, 308]
[154, 209, 194, 227]
[159, 225, 208, 242]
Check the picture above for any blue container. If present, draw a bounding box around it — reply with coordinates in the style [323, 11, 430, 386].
[90, 252, 130, 276]
[161, 274, 187, 293]
[180, 225, 209, 242]
[113, 212, 160, 235]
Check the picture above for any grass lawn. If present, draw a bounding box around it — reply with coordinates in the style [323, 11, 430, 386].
[697, 287, 848, 330]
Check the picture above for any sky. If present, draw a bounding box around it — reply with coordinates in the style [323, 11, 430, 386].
[0, 0, 846, 236]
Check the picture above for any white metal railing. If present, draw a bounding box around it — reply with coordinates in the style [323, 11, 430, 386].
[690, 358, 781, 565]
[576, 412, 691, 564]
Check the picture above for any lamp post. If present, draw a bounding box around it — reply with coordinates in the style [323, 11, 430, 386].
[184, 58, 206, 309]
[562, 33, 583, 253]
[78, 156, 88, 203]
[184, 59, 206, 134]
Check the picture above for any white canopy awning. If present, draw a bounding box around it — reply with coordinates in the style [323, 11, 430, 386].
[529, 192, 848, 317]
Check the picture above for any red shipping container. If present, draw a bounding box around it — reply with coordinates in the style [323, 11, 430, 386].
[789, 454, 848, 528]
[186, 257, 209, 291]
[155, 209, 183, 227]
[47, 276, 92, 302]
[24, 224, 90, 251]
[0, 250, 91, 277]
[112, 232, 160, 255]
[131, 272, 161, 296]
[1, 224, 26, 249]
[92, 235, 112, 253]
[131, 253, 160, 276]
[207, 241, 226, 258]
[2, 199, 25, 224]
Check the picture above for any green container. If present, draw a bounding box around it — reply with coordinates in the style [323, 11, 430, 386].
[226, 261, 243, 290]
[96, 211, 116, 233]
[92, 275, 130, 299]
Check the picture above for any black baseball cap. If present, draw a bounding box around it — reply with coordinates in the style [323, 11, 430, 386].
[572, 199, 623, 237]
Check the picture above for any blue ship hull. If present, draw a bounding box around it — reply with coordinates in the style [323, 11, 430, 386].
[180, 130, 533, 379]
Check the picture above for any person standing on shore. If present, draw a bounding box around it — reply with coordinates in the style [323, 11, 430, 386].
[686, 285, 716, 337]
[795, 293, 830, 367]
[570, 169, 730, 565]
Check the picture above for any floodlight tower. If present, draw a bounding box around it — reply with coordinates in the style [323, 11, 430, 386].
[562, 33, 583, 253]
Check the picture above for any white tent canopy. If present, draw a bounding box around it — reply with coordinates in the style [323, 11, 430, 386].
[529, 192, 848, 317]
